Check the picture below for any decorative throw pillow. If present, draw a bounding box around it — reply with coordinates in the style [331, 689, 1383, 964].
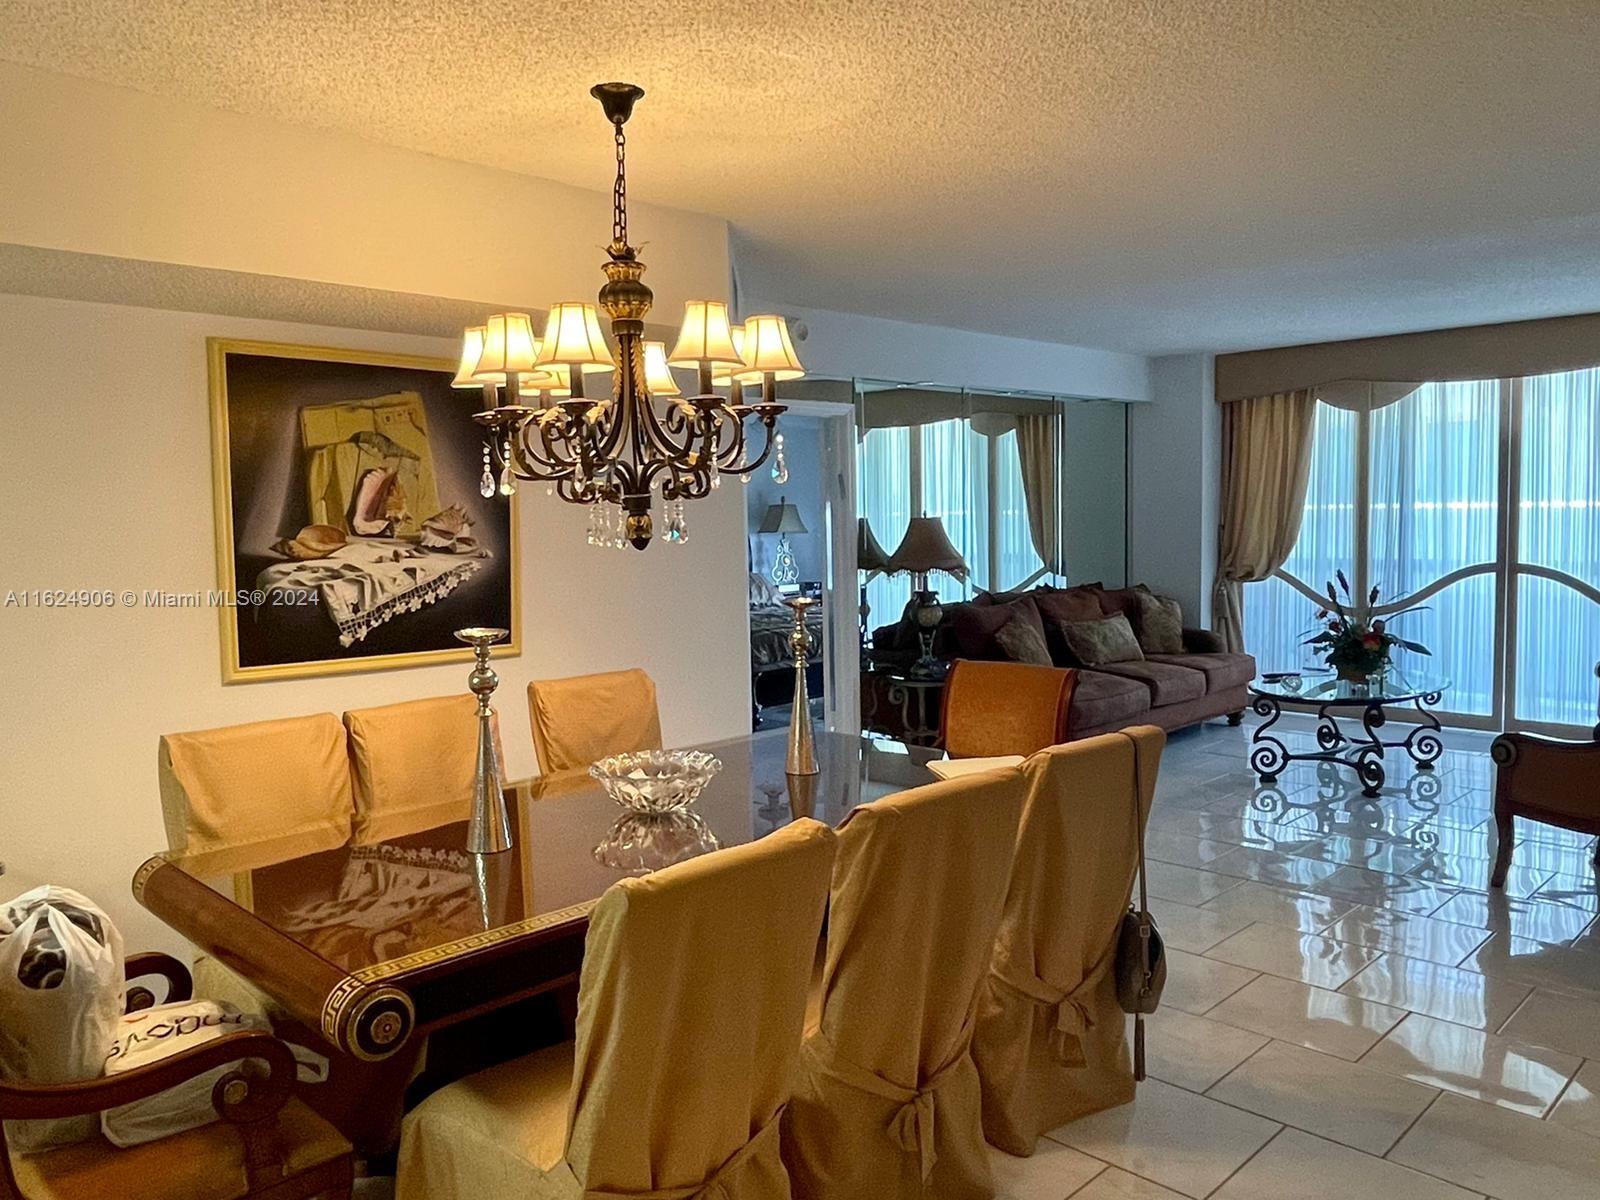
[1034, 587, 1109, 666]
[947, 598, 1045, 660]
[1135, 590, 1185, 654]
[1061, 613, 1146, 666]
[993, 612, 1053, 666]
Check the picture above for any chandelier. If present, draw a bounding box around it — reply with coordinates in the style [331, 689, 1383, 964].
[453, 82, 803, 550]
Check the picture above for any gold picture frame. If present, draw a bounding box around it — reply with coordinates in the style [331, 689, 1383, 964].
[208, 338, 521, 683]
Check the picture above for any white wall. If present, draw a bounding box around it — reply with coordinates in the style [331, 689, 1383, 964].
[764, 305, 1152, 403]
[0, 294, 751, 957]
[0, 63, 731, 313]
[1127, 353, 1220, 625]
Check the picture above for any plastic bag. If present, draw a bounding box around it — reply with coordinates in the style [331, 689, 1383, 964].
[101, 999, 270, 1148]
[0, 886, 125, 1151]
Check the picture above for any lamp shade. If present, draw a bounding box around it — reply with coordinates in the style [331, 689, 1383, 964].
[711, 323, 746, 387]
[668, 301, 745, 368]
[887, 516, 969, 580]
[453, 326, 487, 388]
[641, 341, 681, 397]
[732, 314, 805, 383]
[535, 303, 615, 373]
[473, 313, 540, 381]
[857, 517, 891, 572]
[518, 352, 572, 397]
[757, 498, 809, 535]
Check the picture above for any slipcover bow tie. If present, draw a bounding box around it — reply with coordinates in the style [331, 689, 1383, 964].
[804, 1021, 976, 1183]
[990, 953, 1113, 1067]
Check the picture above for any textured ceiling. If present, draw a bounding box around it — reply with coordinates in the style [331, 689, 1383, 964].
[3, 1, 1600, 354]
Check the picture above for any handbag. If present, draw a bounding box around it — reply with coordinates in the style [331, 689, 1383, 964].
[1112, 731, 1165, 1081]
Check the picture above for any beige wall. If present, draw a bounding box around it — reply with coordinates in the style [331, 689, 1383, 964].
[0, 293, 752, 956]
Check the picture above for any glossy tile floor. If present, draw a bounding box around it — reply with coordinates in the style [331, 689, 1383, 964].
[997, 715, 1600, 1200]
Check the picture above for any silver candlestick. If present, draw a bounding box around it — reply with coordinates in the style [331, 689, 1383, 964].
[455, 627, 512, 854]
[785, 597, 819, 775]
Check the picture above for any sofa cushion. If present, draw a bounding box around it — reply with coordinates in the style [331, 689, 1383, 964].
[1093, 660, 1208, 706]
[947, 597, 1045, 660]
[1148, 652, 1256, 694]
[1067, 669, 1151, 733]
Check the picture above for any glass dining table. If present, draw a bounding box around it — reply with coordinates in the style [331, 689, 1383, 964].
[132, 728, 940, 1152]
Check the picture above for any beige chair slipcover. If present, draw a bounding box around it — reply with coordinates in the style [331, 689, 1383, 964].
[781, 767, 1027, 1200]
[344, 694, 501, 845]
[527, 668, 664, 774]
[973, 726, 1165, 1156]
[158, 713, 354, 869]
[396, 818, 837, 1200]
[159, 713, 357, 1017]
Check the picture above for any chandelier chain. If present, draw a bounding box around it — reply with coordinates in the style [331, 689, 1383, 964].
[612, 123, 628, 248]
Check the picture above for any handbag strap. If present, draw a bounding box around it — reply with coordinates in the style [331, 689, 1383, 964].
[1117, 729, 1152, 1081]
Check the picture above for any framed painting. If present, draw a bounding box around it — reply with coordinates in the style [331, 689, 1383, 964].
[208, 339, 520, 683]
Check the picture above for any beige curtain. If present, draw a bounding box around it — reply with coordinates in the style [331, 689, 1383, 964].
[1213, 390, 1318, 653]
[1015, 412, 1066, 577]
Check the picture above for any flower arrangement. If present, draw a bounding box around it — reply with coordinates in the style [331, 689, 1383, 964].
[1303, 572, 1430, 682]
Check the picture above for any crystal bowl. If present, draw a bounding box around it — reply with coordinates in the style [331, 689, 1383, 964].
[589, 749, 723, 813]
[593, 810, 722, 873]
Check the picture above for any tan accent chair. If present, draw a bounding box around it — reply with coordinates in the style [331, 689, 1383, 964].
[527, 668, 664, 774]
[344, 694, 499, 845]
[940, 660, 1077, 759]
[973, 727, 1165, 1156]
[158, 713, 354, 869]
[0, 953, 352, 1200]
[781, 767, 1027, 1199]
[395, 818, 837, 1200]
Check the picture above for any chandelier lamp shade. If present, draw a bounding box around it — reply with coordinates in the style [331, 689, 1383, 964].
[458, 82, 802, 549]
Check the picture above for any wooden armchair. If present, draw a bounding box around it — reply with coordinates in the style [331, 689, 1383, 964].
[1489, 663, 1600, 888]
[1, 952, 352, 1200]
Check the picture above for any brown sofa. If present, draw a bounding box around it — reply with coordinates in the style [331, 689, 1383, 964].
[870, 583, 1254, 741]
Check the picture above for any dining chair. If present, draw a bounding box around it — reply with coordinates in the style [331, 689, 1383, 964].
[158, 713, 355, 1015]
[781, 766, 1027, 1200]
[344, 694, 500, 844]
[158, 713, 355, 866]
[972, 726, 1165, 1156]
[395, 818, 836, 1200]
[939, 660, 1076, 759]
[526, 668, 664, 773]
[0, 953, 353, 1200]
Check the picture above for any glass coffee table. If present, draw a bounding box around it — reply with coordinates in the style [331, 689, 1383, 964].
[1248, 669, 1449, 797]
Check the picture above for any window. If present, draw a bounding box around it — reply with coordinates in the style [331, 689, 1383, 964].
[1244, 368, 1600, 730]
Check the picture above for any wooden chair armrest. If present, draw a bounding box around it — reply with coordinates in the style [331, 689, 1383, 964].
[0, 1029, 295, 1125]
[125, 951, 193, 1010]
[1491, 730, 1600, 768]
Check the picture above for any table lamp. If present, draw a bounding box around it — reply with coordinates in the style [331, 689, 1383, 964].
[758, 497, 809, 586]
[857, 517, 890, 648]
[886, 515, 969, 676]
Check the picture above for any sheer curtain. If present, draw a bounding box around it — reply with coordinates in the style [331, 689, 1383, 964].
[1368, 381, 1500, 714]
[1517, 367, 1600, 725]
[919, 419, 981, 601]
[858, 426, 911, 632]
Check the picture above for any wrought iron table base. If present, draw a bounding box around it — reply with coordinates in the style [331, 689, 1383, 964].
[1250, 690, 1444, 798]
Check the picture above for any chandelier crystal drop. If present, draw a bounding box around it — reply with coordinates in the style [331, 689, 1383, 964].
[454, 82, 802, 549]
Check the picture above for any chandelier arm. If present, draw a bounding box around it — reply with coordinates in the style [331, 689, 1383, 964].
[510, 419, 577, 478]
